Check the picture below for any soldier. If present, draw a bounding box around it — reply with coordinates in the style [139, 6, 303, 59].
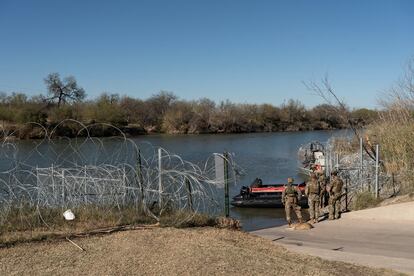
[328, 171, 344, 220]
[282, 177, 303, 227]
[305, 172, 321, 223]
[317, 172, 328, 208]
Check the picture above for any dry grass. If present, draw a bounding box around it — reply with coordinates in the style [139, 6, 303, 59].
[0, 204, 228, 245]
[0, 205, 152, 233]
[331, 136, 360, 155]
[366, 118, 414, 193]
[334, 58, 413, 195]
[0, 227, 400, 276]
[366, 121, 414, 171]
[363, 59, 414, 193]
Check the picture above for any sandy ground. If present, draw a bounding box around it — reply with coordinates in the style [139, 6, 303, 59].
[0, 227, 398, 276]
[253, 201, 414, 274]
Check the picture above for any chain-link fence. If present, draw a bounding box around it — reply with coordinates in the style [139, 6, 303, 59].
[325, 137, 402, 210]
[298, 136, 402, 212]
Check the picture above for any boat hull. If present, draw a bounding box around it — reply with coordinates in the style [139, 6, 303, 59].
[231, 183, 308, 208]
[231, 194, 308, 208]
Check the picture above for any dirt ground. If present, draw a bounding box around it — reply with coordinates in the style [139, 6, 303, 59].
[0, 227, 400, 276]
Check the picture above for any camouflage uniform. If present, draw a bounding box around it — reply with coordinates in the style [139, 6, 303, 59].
[282, 180, 303, 226]
[305, 176, 321, 223]
[329, 174, 344, 219]
[318, 174, 328, 208]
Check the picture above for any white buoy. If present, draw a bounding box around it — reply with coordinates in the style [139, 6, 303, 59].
[63, 209, 75, 221]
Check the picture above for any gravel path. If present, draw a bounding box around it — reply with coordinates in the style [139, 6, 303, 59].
[0, 227, 399, 276]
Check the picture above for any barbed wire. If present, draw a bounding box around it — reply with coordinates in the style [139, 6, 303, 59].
[0, 120, 240, 231]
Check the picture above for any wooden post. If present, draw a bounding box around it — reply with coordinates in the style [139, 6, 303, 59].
[224, 152, 230, 218]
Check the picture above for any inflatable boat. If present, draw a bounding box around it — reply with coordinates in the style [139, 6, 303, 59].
[231, 179, 308, 208]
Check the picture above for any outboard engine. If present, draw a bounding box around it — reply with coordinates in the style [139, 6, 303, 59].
[240, 186, 250, 199]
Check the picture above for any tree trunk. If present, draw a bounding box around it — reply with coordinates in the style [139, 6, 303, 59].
[58, 93, 63, 108]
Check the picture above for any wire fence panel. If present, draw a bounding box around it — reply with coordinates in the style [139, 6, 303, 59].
[36, 166, 128, 207]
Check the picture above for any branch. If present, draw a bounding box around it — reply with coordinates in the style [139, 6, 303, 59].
[303, 76, 376, 160]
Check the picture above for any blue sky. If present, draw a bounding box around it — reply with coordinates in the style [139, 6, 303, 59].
[0, 0, 413, 108]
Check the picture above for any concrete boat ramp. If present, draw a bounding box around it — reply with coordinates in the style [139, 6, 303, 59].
[251, 201, 414, 275]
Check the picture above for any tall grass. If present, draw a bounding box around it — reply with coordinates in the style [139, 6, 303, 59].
[365, 59, 414, 193]
[0, 204, 232, 245]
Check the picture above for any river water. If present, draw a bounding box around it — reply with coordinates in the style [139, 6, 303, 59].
[3, 130, 348, 231]
[131, 130, 348, 231]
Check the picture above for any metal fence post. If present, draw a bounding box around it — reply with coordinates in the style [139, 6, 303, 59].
[224, 152, 230, 218]
[375, 144, 380, 198]
[360, 137, 363, 190]
[137, 149, 144, 208]
[392, 173, 396, 196]
[158, 148, 163, 210]
[84, 165, 87, 203]
[62, 169, 65, 204]
[345, 178, 348, 212]
[51, 164, 55, 202]
[325, 149, 330, 177]
[335, 153, 339, 170]
[329, 150, 333, 175]
[123, 166, 127, 204]
[185, 177, 193, 212]
[36, 165, 39, 198]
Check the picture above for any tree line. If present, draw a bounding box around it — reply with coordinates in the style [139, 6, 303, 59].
[0, 73, 378, 138]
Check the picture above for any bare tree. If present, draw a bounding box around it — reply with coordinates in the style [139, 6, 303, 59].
[303, 76, 376, 160]
[44, 73, 86, 107]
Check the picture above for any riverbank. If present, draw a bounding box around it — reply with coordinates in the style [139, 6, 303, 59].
[252, 201, 414, 274]
[0, 227, 397, 276]
[1, 122, 347, 140]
